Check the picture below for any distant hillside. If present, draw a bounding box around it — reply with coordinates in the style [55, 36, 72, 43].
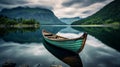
[0, 7, 65, 25]
[0, 15, 39, 26]
[60, 17, 81, 24]
[72, 0, 120, 25]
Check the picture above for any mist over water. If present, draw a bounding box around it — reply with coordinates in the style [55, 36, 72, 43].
[0, 26, 120, 67]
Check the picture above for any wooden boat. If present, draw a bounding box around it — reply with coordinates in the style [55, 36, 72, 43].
[43, 39, 83, 67]
[42, 29, 87, 53]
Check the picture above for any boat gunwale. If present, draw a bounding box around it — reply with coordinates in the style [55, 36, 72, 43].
[42, 29, 87, 42]
[77, 33, 87, 53]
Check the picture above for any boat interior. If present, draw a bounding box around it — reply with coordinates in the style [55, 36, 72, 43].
[42, 30, 68, 40]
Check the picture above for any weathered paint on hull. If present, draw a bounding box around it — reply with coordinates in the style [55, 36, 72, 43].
[44, 38, 83, 53]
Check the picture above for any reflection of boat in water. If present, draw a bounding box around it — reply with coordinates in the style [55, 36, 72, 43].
[43, 39, 83, 67]
[42, 29, 87, 53]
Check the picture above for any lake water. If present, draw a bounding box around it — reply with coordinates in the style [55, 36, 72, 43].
[0, 25, 120, 67]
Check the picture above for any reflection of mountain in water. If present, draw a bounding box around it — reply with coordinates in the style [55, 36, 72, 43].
[0, 26, 65, 43]
[0, 27, 39, 36]
[59, 26, 80, 34]
[73, 27, 120, 51]
[43, 39, 83, 67]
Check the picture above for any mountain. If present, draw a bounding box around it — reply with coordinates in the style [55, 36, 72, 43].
[60, 17, 81, 24]
[0, 7, 65, 25]
[72, 0, 120, 25]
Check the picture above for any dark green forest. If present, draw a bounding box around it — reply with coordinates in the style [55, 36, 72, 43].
[72, 0, 120, 25]
[0, 15, 40, 27]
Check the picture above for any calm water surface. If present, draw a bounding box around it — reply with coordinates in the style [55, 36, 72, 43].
[0, 26, 120, 67]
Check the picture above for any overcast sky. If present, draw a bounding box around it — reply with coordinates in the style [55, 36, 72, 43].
[0, 0, 113, 18]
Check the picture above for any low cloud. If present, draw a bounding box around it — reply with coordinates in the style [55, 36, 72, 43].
[0, 0, 113, 18]
[62, 0, 106, 7]
[0, 0, 29, 5]
[82, 10, 92, 14]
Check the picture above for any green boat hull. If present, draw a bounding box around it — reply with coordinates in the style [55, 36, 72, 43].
[44, 38, 84, 53]
[42, 29, 87, 53]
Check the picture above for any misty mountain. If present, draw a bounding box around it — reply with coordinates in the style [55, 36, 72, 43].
[0, 7, 65, 25]
[72, 0, 120, 25]
[60, 17, 81, 24]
